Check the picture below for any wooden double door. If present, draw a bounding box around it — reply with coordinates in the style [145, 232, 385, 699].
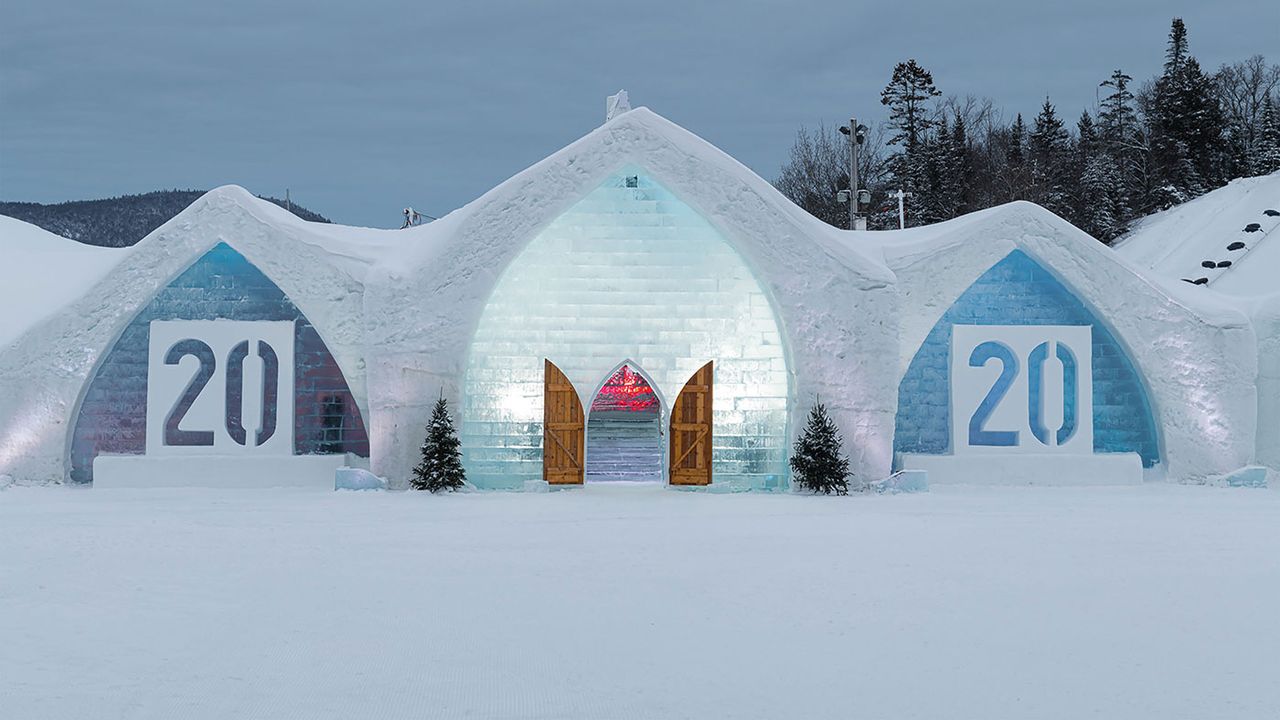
[542, 360, 712, 486]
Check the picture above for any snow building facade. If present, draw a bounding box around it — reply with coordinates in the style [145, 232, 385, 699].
[0, 108, 1270, 489]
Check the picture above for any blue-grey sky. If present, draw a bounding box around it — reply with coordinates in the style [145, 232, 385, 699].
[2, 1, 1276, 228]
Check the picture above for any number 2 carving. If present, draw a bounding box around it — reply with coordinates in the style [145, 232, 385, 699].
[163, 339, 217, 446]
[967, 341, 1019, 447]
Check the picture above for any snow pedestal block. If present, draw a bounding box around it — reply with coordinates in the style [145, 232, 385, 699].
[335, 467, 385, 491]
[93, 454, 360, 489]
[899, 453, 1142, 486]
[868, 470, 929, 494]
[1207, 466, 1269, 489]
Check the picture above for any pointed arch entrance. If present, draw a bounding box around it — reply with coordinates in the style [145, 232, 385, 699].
[462, 169, 790, 490]
[585, 362, 663, 482]
[67, 242, 369, 484]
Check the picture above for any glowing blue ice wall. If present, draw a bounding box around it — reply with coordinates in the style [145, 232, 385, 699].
[69, 243, 369, 483]
[461, 170, 790, 490]
[894, 249, 1159, 466]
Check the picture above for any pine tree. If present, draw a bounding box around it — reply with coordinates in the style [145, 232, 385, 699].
[789, 401, 851, 495]
[951, 112, 973, 214]
[1079, 153, 1124, 242]
[881, 59, 942, 225]
[1006, 113, 1029, 200]
[1098, 69, 1142, 218]
[916, 118, 961, 224]
[1029, 98, 1073, 217]
[1258, 95, 1280, 174]
[412, 393, 467, 492]
[880, 59, 942, 154]
[1149, 18, 1228, 202]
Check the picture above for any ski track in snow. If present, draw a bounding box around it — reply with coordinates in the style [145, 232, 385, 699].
[2, 483, 1277, 720]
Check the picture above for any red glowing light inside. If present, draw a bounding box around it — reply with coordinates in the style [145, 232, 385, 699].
[591, 365, 659, 413]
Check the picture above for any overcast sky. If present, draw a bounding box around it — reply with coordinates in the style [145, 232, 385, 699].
[2, 1, 1276, 228]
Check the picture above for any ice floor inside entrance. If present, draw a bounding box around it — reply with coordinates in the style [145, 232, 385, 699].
[586, 365, 662, 482]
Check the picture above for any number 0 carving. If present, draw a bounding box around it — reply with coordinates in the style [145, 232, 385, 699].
[225, 339, 280, 447]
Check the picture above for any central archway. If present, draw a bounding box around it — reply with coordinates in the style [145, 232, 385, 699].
[460, 168, 791, 490]
[585, 363, 663, 482]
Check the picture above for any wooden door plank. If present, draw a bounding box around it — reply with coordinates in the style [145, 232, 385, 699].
[543, 359, 584, 485]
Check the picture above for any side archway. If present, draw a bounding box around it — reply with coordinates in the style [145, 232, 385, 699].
[68, 242, 369, 483]
[894, 249, 1160, 467]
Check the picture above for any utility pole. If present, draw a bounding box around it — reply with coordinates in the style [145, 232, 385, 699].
[838, 118, 867, 230]
[889, 188, 912, 229]
[848, 116, 859, 230]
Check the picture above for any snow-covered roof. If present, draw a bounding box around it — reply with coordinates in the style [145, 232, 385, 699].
[1116, 172, 1280, 302]
[0, 215, 128, 348]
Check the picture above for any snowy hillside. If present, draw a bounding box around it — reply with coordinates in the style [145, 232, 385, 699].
[0, 190, 331, 248]
[0, 215, 127, 348]
[1115, 172, 1280, 299]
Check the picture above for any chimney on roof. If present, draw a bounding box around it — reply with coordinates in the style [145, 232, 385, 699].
[606, 90, 631, 122]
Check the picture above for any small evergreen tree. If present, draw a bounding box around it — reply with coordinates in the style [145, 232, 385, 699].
[412, 393, 467, 492]
[789, 401, 851, 495]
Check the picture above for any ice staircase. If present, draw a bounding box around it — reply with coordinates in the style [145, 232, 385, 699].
[585, 410, 663, 482]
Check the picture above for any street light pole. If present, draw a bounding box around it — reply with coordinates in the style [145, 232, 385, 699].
[889, 188, 912, 229]
[848, 117, 859, 231]
[839, 117, 866, 230]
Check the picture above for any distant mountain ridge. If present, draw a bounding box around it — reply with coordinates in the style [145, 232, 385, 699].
[0, 190, 330, 248]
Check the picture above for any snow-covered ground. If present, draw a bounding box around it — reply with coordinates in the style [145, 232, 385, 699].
[2, 483, 1277, 719]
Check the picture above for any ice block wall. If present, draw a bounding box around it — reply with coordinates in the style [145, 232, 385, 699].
[460, 170, 790, 490]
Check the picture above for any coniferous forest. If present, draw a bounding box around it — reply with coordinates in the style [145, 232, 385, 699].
[775, 18, 1280, 242]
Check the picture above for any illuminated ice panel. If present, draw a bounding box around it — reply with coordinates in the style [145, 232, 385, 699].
[461, 169, 790, 490]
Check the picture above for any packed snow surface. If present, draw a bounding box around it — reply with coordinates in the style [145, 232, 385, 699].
[1116, 172, 1280, 300]
[0, 214, 126, 348]
[2, 483, 1276, 719]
